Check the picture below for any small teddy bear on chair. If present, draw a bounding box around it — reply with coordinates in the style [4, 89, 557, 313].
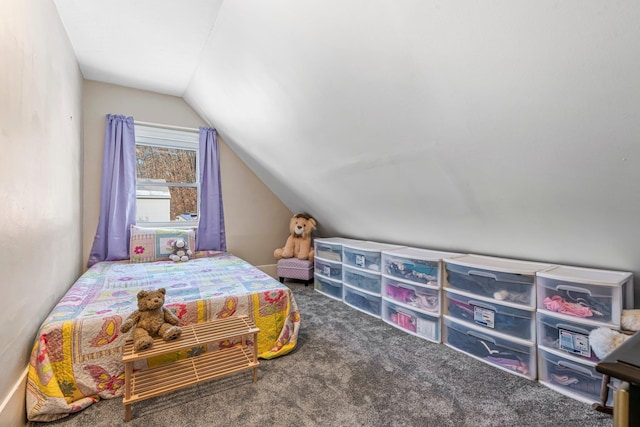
[120, 288, 182, 352]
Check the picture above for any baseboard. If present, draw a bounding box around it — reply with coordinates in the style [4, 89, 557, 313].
[256, 263, 278, 279]
[0, 367, 28, 427]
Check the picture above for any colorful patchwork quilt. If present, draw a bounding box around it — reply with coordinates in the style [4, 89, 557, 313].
[26, 252, 300, 422]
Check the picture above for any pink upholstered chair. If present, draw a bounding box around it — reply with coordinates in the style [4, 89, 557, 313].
[277, 258, 314, 286]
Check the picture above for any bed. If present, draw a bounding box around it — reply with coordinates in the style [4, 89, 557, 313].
[26, 251, 300, 422]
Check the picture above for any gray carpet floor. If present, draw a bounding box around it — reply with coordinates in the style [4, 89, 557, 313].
[34, 282, 613, 427]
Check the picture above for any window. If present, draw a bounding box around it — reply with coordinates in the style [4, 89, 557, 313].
[134, 124, 199, 227]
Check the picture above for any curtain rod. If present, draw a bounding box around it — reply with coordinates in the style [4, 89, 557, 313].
[134, 120, 200, 133]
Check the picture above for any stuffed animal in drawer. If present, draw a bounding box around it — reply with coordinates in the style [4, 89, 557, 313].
[120, 288, 182, 351]
[274, 213, 317, 262]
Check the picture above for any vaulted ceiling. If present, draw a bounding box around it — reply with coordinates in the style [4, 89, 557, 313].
[53, 1, 640, 275]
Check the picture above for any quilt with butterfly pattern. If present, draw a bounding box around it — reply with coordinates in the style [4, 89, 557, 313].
[26, 252, 300, 422]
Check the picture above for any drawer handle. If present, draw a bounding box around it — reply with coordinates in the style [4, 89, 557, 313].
[468, 270, 498, 280]
[557, 360, 594, 377]
[555, 285, 591, 296]
[466, 330, 496, 344]
[470, 300, 497, 311]
[556, 324, 590, 335]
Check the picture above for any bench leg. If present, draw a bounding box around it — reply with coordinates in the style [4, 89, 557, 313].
[279, 277, 284, 283]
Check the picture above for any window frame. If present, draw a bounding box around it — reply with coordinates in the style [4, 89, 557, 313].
[134, 124, 200, 229]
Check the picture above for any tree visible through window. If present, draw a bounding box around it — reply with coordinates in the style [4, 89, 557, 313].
[134, 125, 199, 226]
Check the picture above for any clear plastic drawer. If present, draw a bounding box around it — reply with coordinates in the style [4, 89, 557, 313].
[445, 289, 535, 342]
[443, 316, 536, 380]
[343, 284, 381, 318]
[382, 300, 440, 343]
[537, 265, 633, 327]
[382, 276, 440, 315]
[314, 274, 343, 301]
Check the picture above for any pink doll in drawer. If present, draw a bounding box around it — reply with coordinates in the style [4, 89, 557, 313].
[387, 285, 416, 303]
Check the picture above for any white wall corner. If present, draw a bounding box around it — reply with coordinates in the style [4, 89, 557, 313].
[0, 367, 28, 427]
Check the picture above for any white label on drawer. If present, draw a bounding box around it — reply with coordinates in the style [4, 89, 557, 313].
[323, 265, 331, 276]
[355, 254, 365, 268]
[559, 328, 591, 358]
[417, 318, 436, 339]
[473, 306, 495, 329]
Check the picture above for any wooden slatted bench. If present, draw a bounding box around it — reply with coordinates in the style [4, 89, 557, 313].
[122, 315, 260, 421]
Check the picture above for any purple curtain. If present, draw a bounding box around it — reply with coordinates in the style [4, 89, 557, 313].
[87, 114, 137, 267]
[197, 127, 226, 251]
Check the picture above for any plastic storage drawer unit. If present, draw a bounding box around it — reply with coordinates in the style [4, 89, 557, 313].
[314, 237, 364, 263]
[537, 311, 610, 363]
[342, 242, 405, 272]
[445, 289, 536, 342]
[381, 247, 461, 287]
[382, 300, 440, 343]
[314, 258, 342, 281]
[537, 265, 634, 327]
[343, 265, 382, 295]
[382, 276, 441, 315]
[343, 284, 381, 318]
[314, 274, 343, 301]
[444, 255, 551, 308]
[538, 347, 616, 406]
[443, 315, 536, 380]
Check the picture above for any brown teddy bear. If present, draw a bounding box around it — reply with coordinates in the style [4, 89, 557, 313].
[274, 213, 317, 262]
[120, 288, 182, 351]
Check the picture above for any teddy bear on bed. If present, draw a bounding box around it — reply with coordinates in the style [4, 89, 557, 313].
[120, 288, 182, 351]
[170, 237, 193, 262]
[274, 212, 317, 262]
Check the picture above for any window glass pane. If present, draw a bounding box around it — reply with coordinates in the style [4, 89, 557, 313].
[136, 145, 196, 183]
[136, 186, 198, 223]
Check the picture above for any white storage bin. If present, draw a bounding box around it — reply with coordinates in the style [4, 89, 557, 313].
[443, 315, 536, 380]
[382, 300, 441, 343]
[314, 274, 343, 301]
[444, 255, 551, 308]
[342, 242, 405, 272]
[314, 258, 342, 281]
[314, 237, 364, 262]
[537, 265, 633, 326]
[343, 284, 381, 318]
[538, 347, 616, 406]
[382, 276, 440, 315]
[381, 247, 461, 287]
[343, 265, 382, 295]
[537, 311, 610, 363]
[445, 289, 536, 342]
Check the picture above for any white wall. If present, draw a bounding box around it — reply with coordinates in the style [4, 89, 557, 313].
[0, 0, 83, 424]
[187, 0, 640, 294]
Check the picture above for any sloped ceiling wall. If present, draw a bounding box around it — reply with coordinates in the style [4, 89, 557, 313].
[185, 1, 640, 276]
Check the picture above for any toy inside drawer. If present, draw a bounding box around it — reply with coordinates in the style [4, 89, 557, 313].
[537, 276, 625, 325]
[382, 276, 440, 315]
[382, 252, 439, 286]
[445, 262, 535, 307]
[443, 316, 536, 379]
[538, 347, 616, 406]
